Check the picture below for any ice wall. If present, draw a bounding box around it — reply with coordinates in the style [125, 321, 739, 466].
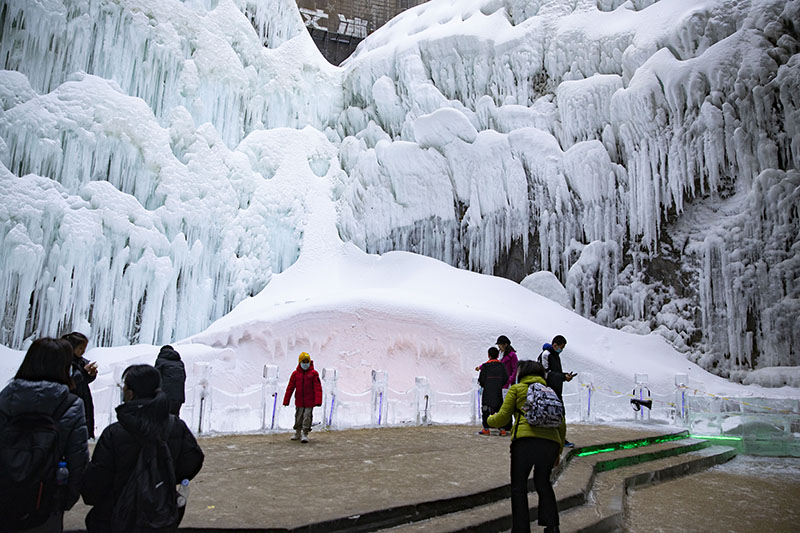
[0, 0, 797, 376]
[333, 0, 800, 373]
[0, 0, 344, 346]
[0, 0, 340, 147]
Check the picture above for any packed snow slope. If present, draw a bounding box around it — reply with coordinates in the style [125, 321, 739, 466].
[2, 233, 798, 436]
[1, 0, 798, 381]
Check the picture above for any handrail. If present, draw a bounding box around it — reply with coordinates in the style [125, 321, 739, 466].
[97, 368, 796, 437]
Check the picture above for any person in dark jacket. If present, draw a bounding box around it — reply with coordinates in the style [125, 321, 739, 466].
[477, 347, 508, 435]
[538, 335, 576, 447]
[81, 364, 204, 533]
[63, 332, 97, 439]
[0, 337, 89, 532]
[283, 352, 322, 443]
[155, 345, 186, 416]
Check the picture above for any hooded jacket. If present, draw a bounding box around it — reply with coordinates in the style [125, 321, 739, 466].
[478, 359, 508, 408]
[283, 361, 322, 408]
[487, 374, 565, 453]
[539, 343, 567, 401]
[81, 391, 204, 532]
[155, 347, 186, 404]
[0, 379, 89, 510]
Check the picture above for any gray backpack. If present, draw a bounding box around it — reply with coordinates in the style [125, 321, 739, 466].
[523, 382, 564, 427]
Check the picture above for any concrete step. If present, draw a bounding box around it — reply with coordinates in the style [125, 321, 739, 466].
[378, 434, 709, 533]
[558, 444, 737, 533]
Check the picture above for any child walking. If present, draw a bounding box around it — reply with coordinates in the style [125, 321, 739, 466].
[477, 347, 508, 435]
[283, 352, 322, 443]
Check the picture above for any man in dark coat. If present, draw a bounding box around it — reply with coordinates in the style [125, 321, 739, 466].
[477, 347, 508, 435]
[538, 335, 576, 446]
[155, 345, 187, 416]
[82, 364, 203, 533]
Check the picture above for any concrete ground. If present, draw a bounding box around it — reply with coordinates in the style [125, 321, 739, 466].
[62, 423, 799, 532]
[63, 423, 676, 531]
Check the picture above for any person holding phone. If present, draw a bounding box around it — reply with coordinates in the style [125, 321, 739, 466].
[63, 331, 98, 439]
[538, 335, 575, 447]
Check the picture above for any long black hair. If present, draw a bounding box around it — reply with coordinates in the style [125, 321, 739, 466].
[122, 364, 162, 399]
[516, 360, 546, 381]
[15, 337, 74, 388]
[62, 331, 89, 353]
[496, 335, 516, 355]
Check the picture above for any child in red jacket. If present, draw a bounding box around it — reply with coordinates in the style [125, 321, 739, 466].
[283, 352, 322, 443]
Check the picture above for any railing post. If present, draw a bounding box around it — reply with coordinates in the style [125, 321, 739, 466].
[109, 364, 126, 428]
[415, 376, 431, 425]
[674, 373, 689, 425]
[578, 372, 594, 422]
[322, 368, 338, 429]
[261, 364, 279, 431]
[193, 362, 212, 434]
[371, 370, 388, 426]
[471, 377, 481, 426]
[633, 373, 650, 422]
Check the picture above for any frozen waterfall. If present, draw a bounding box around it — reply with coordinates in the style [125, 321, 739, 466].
[1, 0, 798, 377]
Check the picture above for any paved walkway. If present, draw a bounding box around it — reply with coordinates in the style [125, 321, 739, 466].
[62, 423, 676, 531]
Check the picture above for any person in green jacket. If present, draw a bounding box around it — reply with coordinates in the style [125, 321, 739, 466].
[488, 360, 565, 533]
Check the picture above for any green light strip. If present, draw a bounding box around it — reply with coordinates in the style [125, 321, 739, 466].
[574, 433, 687, 457]
[690, 434, 743, 441]
[576, 447, 616, 457]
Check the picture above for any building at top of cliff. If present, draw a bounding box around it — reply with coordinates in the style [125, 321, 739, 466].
[296, 1, 429, 64]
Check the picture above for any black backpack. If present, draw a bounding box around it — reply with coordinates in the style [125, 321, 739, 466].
[0, 393, 77, 531]
[111, 423, 179, 532]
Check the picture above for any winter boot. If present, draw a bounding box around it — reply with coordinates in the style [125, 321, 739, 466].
[301, 432, 309, 443]
[291, 431, 301, 441]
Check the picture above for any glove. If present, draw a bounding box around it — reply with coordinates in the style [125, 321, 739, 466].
[283, 403, 289, 407]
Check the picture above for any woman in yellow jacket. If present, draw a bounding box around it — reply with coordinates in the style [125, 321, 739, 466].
[488, 360, 565, 533]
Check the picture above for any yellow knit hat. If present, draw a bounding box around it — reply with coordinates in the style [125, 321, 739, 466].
[298, 352, 311, 363]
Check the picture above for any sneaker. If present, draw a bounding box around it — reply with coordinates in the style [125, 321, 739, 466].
[291, 432, 301, 441]
[499, 429, 508, 436]
[564, 440, 574, 447]
[478, 429, 491, 435]
[301, 432, 309, 443]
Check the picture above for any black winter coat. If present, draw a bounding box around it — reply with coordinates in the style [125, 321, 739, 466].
[0, 379, 90, 510]
[71, 356, 97, 438]
[539, 343, 568, 401]
[155, 348, 186, 404]
[478, 360, 508, 408]
[81, 391, 204, 532]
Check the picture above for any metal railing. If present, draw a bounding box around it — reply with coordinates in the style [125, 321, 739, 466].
[91, 365, 799, 456]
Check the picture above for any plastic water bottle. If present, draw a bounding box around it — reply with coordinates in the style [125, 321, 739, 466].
[56, 461, 69, 486]
[176, 479, 190, 507]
